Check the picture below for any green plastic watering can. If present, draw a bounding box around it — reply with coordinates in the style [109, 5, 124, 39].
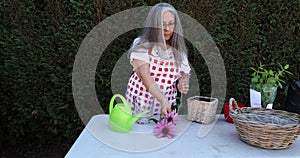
[109, 94, 149, 132]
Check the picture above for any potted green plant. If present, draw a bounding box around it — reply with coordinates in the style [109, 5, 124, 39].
[250, 63, 292, 108]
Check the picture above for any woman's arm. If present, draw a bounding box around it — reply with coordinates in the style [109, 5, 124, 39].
[132, 59, 171, 116]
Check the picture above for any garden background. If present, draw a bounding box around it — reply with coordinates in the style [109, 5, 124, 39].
[1, 0, 299, 157]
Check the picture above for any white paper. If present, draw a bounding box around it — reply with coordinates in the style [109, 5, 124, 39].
[250, 88, 262, 108]
[266, 104, 273, 109]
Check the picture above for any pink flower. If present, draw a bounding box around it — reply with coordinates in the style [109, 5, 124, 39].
[153, 119, 176, 139]
[163, 111, 179, 125]
[152, 111, 179, 139]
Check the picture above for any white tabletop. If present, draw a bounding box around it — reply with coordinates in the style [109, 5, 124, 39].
[65, 114, 300, 158]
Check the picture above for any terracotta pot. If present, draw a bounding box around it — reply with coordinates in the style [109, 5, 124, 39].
[223, 102, 244, 123]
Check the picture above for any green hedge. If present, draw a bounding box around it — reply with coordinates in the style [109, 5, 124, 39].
[1, 0, 299, 149]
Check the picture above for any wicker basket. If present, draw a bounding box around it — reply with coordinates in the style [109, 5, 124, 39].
[187, 96, 218, 124]
[229, 98, 300, 150]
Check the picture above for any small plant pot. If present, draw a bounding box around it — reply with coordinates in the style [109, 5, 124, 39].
[187, 96, 218, 124]
[261, 87, 277, 108]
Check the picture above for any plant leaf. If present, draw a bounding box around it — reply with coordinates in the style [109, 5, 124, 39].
[284, 64, 289, 69]
[251, 77, 258, 83]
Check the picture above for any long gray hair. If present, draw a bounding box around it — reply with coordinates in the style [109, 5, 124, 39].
[128, 3, 187, 66]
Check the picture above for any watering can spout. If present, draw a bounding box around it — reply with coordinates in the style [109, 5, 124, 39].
[129, 110, 150, 126]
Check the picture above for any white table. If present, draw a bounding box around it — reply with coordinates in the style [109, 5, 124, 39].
[65, 114, 300, 158]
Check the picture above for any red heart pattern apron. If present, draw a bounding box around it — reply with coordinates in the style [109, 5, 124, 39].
[125, 47, 180, 119]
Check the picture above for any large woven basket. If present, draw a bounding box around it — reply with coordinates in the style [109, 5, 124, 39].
[229, 98, 300, 150]
[187, 96, 218, 124]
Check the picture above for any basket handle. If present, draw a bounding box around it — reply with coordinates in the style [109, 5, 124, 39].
[298, 116, 300, 135]
[229, 98, 240, 114]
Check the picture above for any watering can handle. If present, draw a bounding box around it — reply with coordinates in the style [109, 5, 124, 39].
[109, 94, 128, 114]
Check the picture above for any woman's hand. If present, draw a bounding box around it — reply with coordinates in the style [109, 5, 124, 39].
[177, 79, 189, 94]
[160, 101, 171, 116]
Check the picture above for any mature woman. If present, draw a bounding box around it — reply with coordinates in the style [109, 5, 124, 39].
[125, 3, 190, 123]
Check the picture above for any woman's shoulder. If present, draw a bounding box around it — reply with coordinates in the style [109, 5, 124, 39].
[132, 37, 150, 46]
[132, 37, 141, 45]
[131, 37, 152, 52]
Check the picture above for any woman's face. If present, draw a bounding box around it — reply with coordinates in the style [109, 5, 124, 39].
[162, 11, 175, 42]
